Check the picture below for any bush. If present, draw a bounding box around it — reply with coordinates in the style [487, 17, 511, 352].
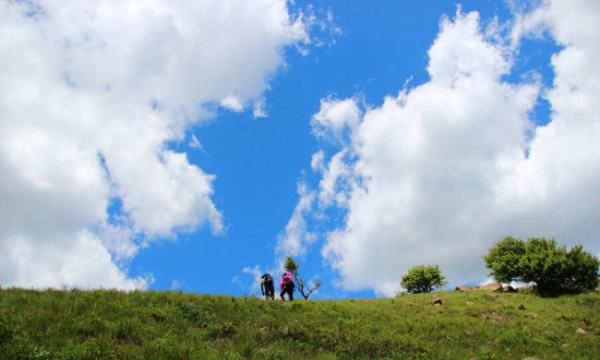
[484, 236, 599, 294]
[401, 265, 447, 294]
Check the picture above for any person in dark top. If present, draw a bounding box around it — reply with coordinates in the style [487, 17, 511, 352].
[260, 273, 275, 300]
[280, 272, 295, 301]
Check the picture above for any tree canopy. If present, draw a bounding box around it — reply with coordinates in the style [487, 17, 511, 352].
[401, 265, 447, 294]
[484, 236, 599, 294]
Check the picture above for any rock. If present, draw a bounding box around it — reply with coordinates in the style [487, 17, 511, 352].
[456, 285, 471, 292]
[518, 304, 526, 310]
[432, 298, 442, 306]
[466, 301, 475, 306]
[576, 328, 587, 335]
[259, 326, 270, 335]
[476, 282, 502, 292]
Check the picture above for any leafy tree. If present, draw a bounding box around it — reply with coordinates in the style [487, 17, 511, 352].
[519, 237, 568, 292]
[483, 236, 526, 284]
[284, 256, 320, 300]
[484, 236, 599, 294]
[284, 256, 299, 274]
[401, 265, 447, 294]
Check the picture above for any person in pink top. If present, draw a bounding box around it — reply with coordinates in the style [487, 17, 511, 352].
[280, 272, 295, 301]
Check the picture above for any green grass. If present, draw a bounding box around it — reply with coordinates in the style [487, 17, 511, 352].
[0, 288, 598, 359]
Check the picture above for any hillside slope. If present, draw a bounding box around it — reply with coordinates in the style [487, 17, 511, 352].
[0, 288, 598, 359]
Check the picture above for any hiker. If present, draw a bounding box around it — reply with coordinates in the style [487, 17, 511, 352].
[280, 272, 295, 301]
[260, 273, 275, 300]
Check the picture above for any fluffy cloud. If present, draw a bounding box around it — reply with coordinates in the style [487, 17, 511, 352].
[311, 98, 361, 142]
[0, 0, 308, 288]
[301, 2, 600, 296]
[276, 182, 316, 258]
[499, 0, 600, 248]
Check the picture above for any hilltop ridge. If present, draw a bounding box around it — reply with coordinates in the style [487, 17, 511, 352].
[0, 288, 598, 359]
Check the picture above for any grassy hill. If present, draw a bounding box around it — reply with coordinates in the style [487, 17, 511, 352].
[0, 288, 598, 359]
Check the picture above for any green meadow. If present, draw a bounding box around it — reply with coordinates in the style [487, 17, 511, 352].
[0, 288, 598, 359]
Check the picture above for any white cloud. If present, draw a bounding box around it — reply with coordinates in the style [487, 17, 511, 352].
[302, 6, 344, 48]
[311, 98, 361, 143]
[498, 0, 600, 247]
[220, 95, 245, 113]
[0, 0, 309, 289]
[252, 98, 268, 118]
[317, 149, 353, 207]
[305, 3, 600, 297]
[276, 181, 316, 258]
[0, 230, 150, 290]
[427, 12, 510, 85]
[188, 134, 204, 151]
[310, 150, 326, 172]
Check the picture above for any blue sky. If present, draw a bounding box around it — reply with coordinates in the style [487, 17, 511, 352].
[129, 1, 553, 297]
[2, 0, 598, 297]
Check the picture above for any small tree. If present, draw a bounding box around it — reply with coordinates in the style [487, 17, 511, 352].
[484, 236, 599, 294]
[483, 236, 526, 284]
[401, 265, 447, 294]
[284, 256, 299, 274]
[284, 256, 321, 300]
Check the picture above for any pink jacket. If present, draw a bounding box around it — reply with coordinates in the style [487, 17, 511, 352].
[280, 272, 293, 290]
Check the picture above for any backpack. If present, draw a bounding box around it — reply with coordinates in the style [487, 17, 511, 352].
[282, 273, 294, 288]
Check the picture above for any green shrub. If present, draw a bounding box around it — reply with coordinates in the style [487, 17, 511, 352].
[401, 265, 447, 294]
[485, 236, 599, 294]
